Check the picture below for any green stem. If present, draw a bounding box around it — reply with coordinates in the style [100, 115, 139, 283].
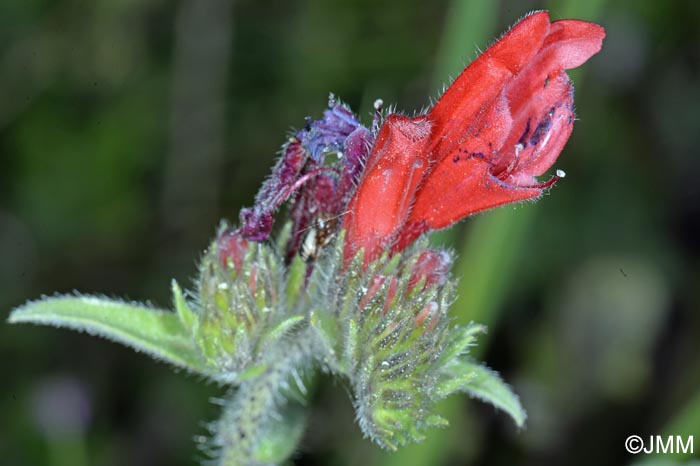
[214, 329, 315, 466]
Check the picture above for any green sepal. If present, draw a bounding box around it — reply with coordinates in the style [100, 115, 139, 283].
[285, 255, 307, 310]
[341, 318, 359, 373]
[8, 295, 211, 376]
[437, 322, 487, 367]
[275, 220, 293, 255]
[260, 315, 305, 348]
[238, 363, 267, 381]
[172, 280, 197, 334]
[308, 305, 340, 365]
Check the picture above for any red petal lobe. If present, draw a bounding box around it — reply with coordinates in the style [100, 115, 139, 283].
[426, 12, 551, 162]
[343, 114, 432, 263]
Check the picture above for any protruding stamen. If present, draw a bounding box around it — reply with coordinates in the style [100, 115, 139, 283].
[533, 168, 567, 189]
[372, 99, 384, 133]
[514, 143, 524, 156]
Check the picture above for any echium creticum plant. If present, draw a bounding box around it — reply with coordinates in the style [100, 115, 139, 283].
[10, 12, 604, 466]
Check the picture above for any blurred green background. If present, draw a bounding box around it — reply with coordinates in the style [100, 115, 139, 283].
[2, 0, 699, 465]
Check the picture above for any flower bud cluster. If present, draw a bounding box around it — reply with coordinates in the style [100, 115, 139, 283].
[169, 12, 607, 450]
[179, 225, 305, 380]
[305, 237, 461, 448]
[181, 221, 484, 449]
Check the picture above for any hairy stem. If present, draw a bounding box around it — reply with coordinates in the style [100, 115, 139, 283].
[214, 329, 316, 466]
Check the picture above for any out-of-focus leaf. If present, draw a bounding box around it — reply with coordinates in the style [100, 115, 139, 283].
[630, 459, 700, 466]
[452, 207, 536, 337]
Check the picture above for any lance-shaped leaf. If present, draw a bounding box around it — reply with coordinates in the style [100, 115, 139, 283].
[439, 358, 526, 429]
[8, 295, 211, 376]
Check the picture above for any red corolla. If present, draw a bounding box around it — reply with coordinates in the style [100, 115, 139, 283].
[343, 11, 605, 264]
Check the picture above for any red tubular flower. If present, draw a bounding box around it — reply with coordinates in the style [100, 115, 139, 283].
[343, 11, 605, 264]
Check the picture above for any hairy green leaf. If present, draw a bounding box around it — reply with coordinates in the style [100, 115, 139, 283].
[8, 295, 211, 376]
[441, 359, 526, 428]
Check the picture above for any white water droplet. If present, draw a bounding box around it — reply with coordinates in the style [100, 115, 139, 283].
[556, 169, 566, 178]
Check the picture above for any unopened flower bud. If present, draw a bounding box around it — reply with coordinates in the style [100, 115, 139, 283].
[415, 301, 440, 331]
[358, 274, 398, 314]
[217, 228, 249, 273]
[408, 249, 452, 291]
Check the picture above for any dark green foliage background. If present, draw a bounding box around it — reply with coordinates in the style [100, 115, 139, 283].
[2, 0, 699, 465]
